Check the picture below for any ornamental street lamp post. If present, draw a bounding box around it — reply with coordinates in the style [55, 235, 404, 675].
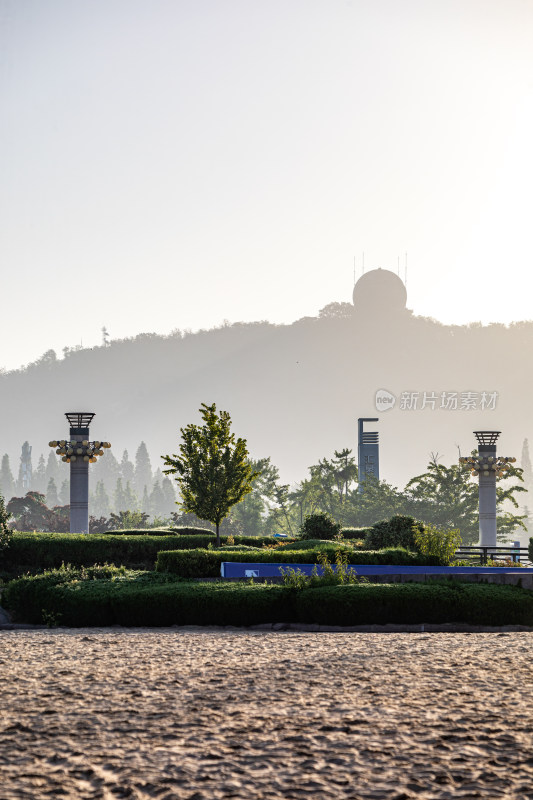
[459, 431, 516, 548]
[48, 412, 111, 534]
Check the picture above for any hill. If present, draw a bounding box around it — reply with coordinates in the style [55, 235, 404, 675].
[1, 270, 532, 494]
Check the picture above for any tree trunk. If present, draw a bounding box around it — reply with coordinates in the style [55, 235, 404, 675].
[216, 521, 220, 548]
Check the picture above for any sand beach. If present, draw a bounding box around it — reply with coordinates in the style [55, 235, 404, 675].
[0, 629, 532, 799]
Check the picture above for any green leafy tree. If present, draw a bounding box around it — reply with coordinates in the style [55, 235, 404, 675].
[228, 457, 280, 536]
[345, 476, 411, 528]
[0, 492, 13, 552]
[405, 454, 526, 545]
[5, 491, 69, 532]
[162, 402, 259, 546]
[109, 510, 149, 529]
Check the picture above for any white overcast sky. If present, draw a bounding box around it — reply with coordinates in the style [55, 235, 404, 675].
[1, 0, 533, 370]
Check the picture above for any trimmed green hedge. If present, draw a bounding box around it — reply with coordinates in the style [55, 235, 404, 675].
[0, 532, 296, 577]
[3, 567, 532, 627]
[340, 527, 372, 540]
[156, 547, 434, 579]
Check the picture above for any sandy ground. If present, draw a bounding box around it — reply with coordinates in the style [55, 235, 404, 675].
[0, 630, 532, 800]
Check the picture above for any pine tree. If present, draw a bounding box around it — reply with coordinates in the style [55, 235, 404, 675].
[521, 439, 532, 485]
[0, 454, 15, 501]
[45, 450, 61, 487]
[161, 477, 177, 516]
[124, 481, 138, 510]
[141, 485, 150, 514]
[114, 478, 127, 512]
[33, 454, 47, 493]
[92, 480, 111, 517]
[521, 439, 533, 515]
[149, 481, 165, 517]
[120, 451, 135, 485]
[17, 442, 33, 494]
[134, 442, 153, 498]
[46, 477, 59, 508]
[59, 479, 70, 506]
[92, 448, 120, 500]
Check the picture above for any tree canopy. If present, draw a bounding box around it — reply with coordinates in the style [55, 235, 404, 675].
[162, 403, 259, 546]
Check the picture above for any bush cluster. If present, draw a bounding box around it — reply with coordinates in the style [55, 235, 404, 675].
[0, 532, 293, 577]
[156, 546, 434, 579]
[341, 527, 373, 540]
[299, 512, 341, 540]
[4, 568, 532, 628]
[364, 515, 424, 551]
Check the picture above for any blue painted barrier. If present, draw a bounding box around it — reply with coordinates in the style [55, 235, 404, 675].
[220, 562, 533, 578]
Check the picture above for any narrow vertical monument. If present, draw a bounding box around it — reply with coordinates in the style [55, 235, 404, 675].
[49, 413, 111, 533]
[358, 417, 379, 492]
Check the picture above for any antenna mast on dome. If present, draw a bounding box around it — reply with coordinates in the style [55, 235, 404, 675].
[404, 252, 407, 287]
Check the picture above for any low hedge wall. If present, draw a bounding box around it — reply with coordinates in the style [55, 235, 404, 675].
[341, 527, 372, 540]
[3, 568, 532, 627]
[0, 533, 296, 577]
[156, 547, 434, 579]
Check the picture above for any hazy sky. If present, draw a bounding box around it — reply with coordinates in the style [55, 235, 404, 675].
[2, 0, 533, 370]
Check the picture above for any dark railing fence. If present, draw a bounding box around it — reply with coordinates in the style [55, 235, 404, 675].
[455, 545, 530, 565]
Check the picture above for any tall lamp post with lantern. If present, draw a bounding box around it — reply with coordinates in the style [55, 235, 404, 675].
[48, 412, 111, 534]
[459, 431, 516, 548]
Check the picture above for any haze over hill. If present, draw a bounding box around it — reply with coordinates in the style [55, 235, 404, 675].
[1, 269, 531, 494]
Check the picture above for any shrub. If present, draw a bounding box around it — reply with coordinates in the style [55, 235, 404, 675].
[1, 532, 294, 577]
[4, 570, 533, 628]
[299, 512, 341, 541]
[295, 582, 533, 627]
[341, 527, 372, 540]
[0, 493, 13, 554]
[364, 515, 424, 551]
[277, 539, 353, 551]
[2, 569, 293, 627]
[156, 546, 434, 579]
[281, 550, 360, 588]
[2, 532, 213, 576]
[413, 524, 462, 566]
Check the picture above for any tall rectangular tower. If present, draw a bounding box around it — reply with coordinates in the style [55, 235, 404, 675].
[358, 417, 379, 492]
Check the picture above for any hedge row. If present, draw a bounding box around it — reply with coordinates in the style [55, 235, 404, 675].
[0, 532, 292, 576]
[156, 547, 435, 578]
[340, 527, 372, 540]
[3, 568, 532, 627]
